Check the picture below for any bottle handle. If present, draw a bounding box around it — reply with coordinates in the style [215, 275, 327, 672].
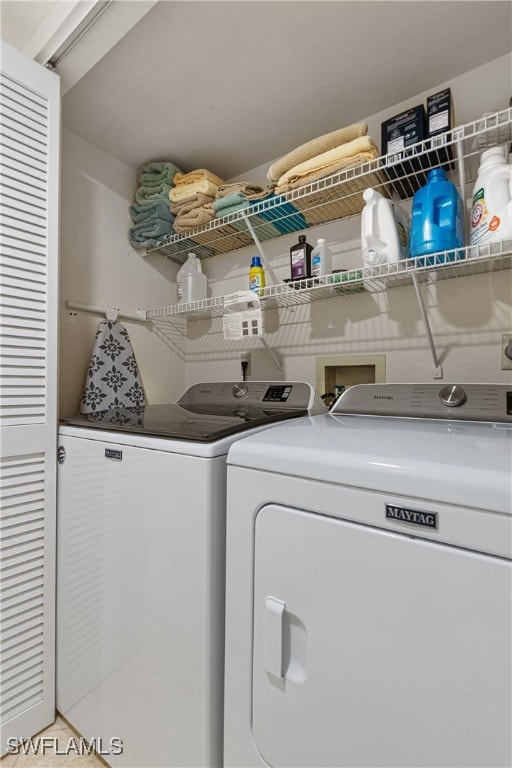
[484, 165, 512, 211]
[363, 197, 386, 252]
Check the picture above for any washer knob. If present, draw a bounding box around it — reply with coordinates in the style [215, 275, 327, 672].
[232, 382, 248, 398]
[439, 384, 467, 407]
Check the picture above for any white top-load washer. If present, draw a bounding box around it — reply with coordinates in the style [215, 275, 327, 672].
[224, 383, 512, 768]
[56, 381, 324, 768]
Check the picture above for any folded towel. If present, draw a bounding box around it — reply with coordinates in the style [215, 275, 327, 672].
[169, 178, 220, 203]
[275, 136, 379, 191]
[214, 200, 250, 218]
[130, 215, 175, 239]
[129, 233, 174, 248]
[138, 161, 181, 180]
[250, 195, 308, 234]
[244, 184, 277, 201]
[135, 183, 172, 205]
[212, 190, 246, 212]
[267, 123, 368, 183]
[129, 202, 173, 225]
[170, 193, 215, 216]
[80, 319, 146, 414]
[174, 205, 216, 232]
[173, 169, 224, 188]
[216, 181, 265, 198]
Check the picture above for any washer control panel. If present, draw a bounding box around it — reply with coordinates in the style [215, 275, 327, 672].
[178, 381, 324, 412]
[332, 383, 512, 422]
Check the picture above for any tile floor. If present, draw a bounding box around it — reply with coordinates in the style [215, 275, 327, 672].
[1, 717, 107, 767]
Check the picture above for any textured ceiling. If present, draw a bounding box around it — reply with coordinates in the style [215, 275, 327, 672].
[6, 1, 512, 179]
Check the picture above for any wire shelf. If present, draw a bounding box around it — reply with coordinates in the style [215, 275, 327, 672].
[141, 240, 512, 321]
[146, 109, 512, 264]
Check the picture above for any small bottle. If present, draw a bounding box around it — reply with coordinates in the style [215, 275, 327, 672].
[311, 238, 332, 277]
[290, 234, 313, 280]
[249, 256, 265, 295]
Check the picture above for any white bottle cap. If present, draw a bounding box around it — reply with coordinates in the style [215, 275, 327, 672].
[481, 147, 507, 164]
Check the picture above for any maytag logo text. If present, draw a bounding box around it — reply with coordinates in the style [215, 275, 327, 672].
[386, 504, 438, 529]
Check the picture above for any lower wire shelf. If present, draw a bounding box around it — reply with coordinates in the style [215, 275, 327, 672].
[141, 240, 512, 322]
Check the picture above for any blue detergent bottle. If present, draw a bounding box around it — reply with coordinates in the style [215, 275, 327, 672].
[409, 167, 464, 265]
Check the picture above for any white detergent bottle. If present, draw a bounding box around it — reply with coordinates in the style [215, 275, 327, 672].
[470, 147, 512, 246]
[311, 238, 332, 277]
[177, 253, 207, 303]
[361, 188, 410, 266]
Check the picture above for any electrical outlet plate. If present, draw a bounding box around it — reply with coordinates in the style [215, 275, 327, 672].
[501, 334, 512, 370]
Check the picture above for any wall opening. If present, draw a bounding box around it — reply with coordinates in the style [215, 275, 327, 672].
[316, 354, 386, 404]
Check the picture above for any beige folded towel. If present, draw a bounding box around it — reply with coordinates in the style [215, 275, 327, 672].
[267, 122, 368, 183]
[174, 204, 216, 232]
[243, 184, 277, 201]
[170, 193, 214, 216]
[173, 169, 224, 188]
[275, 136, 379, 191]
[169, 178, 220, 203]
[276, 148, 380, 194]
[216, 182, 265, 199]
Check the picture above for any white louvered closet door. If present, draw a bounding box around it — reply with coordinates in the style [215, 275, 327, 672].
[0, 42, 60, 753]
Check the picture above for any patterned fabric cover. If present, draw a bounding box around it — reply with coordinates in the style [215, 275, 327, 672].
[80, 320, 146, 414]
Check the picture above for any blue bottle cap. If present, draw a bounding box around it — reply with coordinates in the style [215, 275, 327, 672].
[427, 167, 447, 182]
[251, 256, 262, 267]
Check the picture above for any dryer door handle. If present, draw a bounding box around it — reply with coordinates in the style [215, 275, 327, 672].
[264, 597, 285, 680]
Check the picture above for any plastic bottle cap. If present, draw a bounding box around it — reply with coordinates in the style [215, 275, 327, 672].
[427, 168, 447, 182]
[298, 235, 306, 243]
[363, 188, 376, 201]
[188, 252, 197, 259]
[251, 256, 262, 267]
[317, 239, 325, 244]
[480, 147, 507, 164]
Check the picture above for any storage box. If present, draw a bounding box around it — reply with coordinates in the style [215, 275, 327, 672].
[427, 87, 454, 168]
[427, 88, 454, 137]
[381, 105, 428, 198]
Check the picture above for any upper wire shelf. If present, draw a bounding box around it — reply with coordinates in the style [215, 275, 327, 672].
[141, 240, 512, 321]
[145, 109, 512, 264]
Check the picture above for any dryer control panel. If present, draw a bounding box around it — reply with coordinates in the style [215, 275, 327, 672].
[332, 383, 512, 422]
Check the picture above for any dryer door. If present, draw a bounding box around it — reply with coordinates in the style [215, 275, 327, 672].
[252, 504, 511, 768]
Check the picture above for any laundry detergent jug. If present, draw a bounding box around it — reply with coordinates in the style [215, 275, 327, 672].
[470, 147, 512, 246]
[361, 188, 410, 266]
[409, 167, 464, 264]
[176, 253, 207, 303]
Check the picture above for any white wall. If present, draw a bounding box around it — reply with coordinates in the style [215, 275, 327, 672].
[59, 130, 185, 416]
[59, 54, 511, 410]
[184, 53, 512, 392]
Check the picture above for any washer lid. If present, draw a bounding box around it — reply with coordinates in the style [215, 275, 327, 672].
[59, 402, 308, 442]
[227, 413, 512, 514]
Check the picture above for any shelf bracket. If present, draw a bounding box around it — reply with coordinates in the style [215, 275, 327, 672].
[241, 211, 279, 286]
[455, 138, 466, 235]
[65, 299, 148, 323]
[411, 272, 443, 379]
[259, 336, 283, 375]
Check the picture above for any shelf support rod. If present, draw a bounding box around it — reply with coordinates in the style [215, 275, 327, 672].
[65, 299, 148, 322]
[241, 211, 279, 286]
[411, 272, 443, 379]
[259, 337, 283, 374]
[455, 138, 466, 236]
